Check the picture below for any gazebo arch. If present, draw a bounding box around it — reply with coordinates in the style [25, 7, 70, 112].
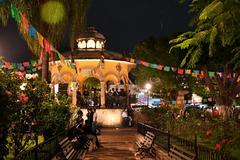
[104, 72, 119, 84]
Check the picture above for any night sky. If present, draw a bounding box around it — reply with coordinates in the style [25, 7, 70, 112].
[0, 0, 191, 62]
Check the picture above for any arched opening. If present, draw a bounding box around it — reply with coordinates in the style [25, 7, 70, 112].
[77, 77, 100, 108]
[105, 80, 127, 108]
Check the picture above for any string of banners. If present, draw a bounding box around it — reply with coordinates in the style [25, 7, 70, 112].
[8, 3, 238, 80]
[10, 3, 70, 66]
[0, 59, 42, 75]
[123, 57, 237, 79]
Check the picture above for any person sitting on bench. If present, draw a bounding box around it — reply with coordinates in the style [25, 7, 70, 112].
[67, 110, 88, 150]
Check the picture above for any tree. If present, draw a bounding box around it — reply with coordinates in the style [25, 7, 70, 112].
[0, 1, 90, 80]
[0, 0, 90, 53]
[131, 36, 185, 102]
[170, 0, 240, 119]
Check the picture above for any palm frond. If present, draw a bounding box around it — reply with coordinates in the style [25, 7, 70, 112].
[199, 0, 223, 21]
[169, 32, 194, 44]
[209, 26, 218, 56]
[187, 46, 202, 68]
[180, 47, 194, 67]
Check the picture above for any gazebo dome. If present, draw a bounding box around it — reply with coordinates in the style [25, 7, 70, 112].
[76, 27, 106, 51]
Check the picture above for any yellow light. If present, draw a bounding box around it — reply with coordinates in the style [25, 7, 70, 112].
[96, 41, 101, 48]
[41, 1, 65, 24]
[145, 83, 151, 90]
[87, 39, 95, 48]
[78, 40, 86, 48]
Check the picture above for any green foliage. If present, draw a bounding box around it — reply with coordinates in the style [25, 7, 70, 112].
[131, 36, 182, 98]
[41, 96, 70, 139]
[171, 0, 240, 68]
[141, 107, 240, 157]
[0, 69, 71, 159]
[84, 77, 100, 89]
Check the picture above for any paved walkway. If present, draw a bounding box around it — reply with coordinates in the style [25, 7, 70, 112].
[84, 128, 169, 160]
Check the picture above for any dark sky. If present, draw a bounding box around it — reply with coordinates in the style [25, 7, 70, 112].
[0, 0, 191, 62]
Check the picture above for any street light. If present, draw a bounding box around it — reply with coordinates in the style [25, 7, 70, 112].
[145, 83, 152, 107]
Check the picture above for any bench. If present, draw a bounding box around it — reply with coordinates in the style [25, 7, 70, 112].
[136, 131, 156, 158]
[169, 144, 196, 160]
[52, 136, 90, 160]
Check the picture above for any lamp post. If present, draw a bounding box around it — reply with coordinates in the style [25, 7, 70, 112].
[145, 83, 151, 108]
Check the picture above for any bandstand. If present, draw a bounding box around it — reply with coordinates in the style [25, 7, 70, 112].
[49, 27, 136, 126]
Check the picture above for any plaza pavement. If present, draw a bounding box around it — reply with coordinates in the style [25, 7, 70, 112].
[84, 127, 170, 160]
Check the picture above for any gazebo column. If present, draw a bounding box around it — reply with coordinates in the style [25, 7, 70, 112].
[71, 82, 77, 105]
[100, 81, 106, 108]
[125, 83, 129, 107]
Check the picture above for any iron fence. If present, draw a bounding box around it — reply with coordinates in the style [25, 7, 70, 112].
[16, 131, 66, 160]
[137, 122, 234, 160]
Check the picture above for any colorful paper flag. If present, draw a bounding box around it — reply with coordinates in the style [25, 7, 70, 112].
[227, 73, 232, 78]
[43, 39, 51, 53]
[32, 68, 37, 72]
[157, 65, 163, 70]
[37, 32, 44, 47]
[177, 68, 184, 75]
[171, 67, 177, 72]
[199, 71, 205, 78]
[19, 66, 25, 71]
[56, 50, 62, 60]
[124, 57, 130, 62]
[29, 25, 37, 40]
[208, 71, 215, 77]
[217, 72, 223, 77]
[11, 3, 20, 22]
[164, 66, 170, 72]
[140, 61, 149, 67]
[149, 63, 157, 69]
[134, 59, 140, 64]
[193, 70, 200, 75]
[21, 13, 29, 31]
[23, 62, 30, 67]
[185, 69, 191, 75]
[130, 58, 135, 63]
[30, 60, 36, 66]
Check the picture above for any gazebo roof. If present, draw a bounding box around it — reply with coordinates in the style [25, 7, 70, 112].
[62, 27, 127, 61]
[76, 27, 105, 41]
[62, 50, 126, 61]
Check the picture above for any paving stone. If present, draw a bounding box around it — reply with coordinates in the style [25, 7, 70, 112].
[85, 128, 170, 160]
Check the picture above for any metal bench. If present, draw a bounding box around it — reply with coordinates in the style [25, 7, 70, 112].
[136, 131, 156, 158]
[52, 136, 90, 160]
[169, 144, 196, 160]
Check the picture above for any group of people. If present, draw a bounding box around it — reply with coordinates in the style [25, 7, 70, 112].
[106, 88, 128, 107]
[77, 89, 100, 107]
[67, 108, 102, 151]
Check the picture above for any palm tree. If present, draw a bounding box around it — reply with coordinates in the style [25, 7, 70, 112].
[170, 0, 240, 120]
[0, 0, 90, 79]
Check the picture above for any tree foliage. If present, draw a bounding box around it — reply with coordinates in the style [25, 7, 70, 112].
[0, 0, 90, 55]
[170, 0, 240, 68]
[170, 0, 240, 120]
[131, 36, 182, 97]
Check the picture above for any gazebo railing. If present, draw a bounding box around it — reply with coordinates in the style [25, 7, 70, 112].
[137, 122, 234, 160]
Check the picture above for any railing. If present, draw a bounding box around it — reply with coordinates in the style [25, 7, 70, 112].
[137, 122, 234, 160]
[77, 95, 137, 108]
[16, 131, 66, 160]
